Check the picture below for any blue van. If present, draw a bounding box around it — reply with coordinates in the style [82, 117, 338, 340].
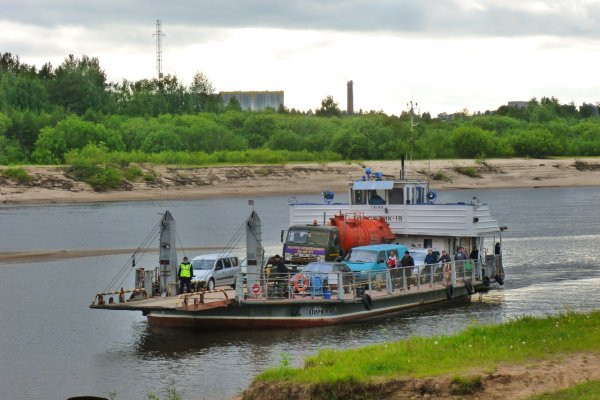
[343, 244, 409, 274]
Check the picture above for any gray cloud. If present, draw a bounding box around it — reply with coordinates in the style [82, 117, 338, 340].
[3, 0, 600, 38]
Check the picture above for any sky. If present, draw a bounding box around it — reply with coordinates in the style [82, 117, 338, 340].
[2, 0, 600, 116]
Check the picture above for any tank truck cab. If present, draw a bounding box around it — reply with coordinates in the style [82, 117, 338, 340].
[282, 223, 340, 268]
[282, 213, 395, 269]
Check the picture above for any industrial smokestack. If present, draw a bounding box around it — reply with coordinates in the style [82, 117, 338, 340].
[347, 80, 354, 115]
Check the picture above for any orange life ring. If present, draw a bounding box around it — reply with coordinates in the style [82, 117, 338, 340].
[292, 273, 309, 292]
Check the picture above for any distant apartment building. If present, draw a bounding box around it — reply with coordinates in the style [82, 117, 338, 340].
[219, 91, 284, 111]
[507, 101, 529, 109]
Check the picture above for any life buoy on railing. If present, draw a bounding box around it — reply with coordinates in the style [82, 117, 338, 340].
[292, 273, 309, 292]
[464, 280, 475, 295]
[445, 284, 454, 300]
[362, 294, 373, 310]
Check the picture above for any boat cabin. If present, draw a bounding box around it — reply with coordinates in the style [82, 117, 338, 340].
[351, 178, 431, 206]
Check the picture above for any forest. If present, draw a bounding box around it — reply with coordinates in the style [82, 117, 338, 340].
[2, 52, 600, 168]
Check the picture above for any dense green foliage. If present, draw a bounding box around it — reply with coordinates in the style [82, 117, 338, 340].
[257, 310, 600, 384]
[2, 52, 600, 166]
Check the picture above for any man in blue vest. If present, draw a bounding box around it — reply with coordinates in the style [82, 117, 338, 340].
[178, 256, 193, 294]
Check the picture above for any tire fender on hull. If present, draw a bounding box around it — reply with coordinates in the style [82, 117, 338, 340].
[445, 284, 454, 300]
[362, 294, 373, 310]
[482, 275, 491, 287]
[464, 280, 475, 295]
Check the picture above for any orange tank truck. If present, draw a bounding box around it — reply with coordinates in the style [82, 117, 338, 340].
[282, 213, 395, 267]
[332, 213, 395, 253]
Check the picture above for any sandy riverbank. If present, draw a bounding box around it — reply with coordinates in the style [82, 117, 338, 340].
[2, 158, 600, 205]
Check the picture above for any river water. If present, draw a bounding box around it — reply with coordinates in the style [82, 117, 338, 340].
[1, 187, 600, 400]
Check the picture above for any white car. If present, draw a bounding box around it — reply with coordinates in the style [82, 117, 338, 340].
[191, 253, 240, 290]
[407, 248, 439, 281]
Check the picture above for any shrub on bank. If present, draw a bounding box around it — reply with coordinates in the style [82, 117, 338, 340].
[65, 144, 124, 191]
[1, 167, 34, 184]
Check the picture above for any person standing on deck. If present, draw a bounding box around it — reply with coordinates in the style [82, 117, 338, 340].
[387, 250, 399, 269]
[178, 256, 193, 294]
[386, 250, 399, 289]
[439, 250, 452, 284]
[439, 250, 451, 264]
[400, 250, 415, 289]
[469, 247, 480, 278]
[422, 248, 438, 284]
[424, 248, 438, 265]
[455, 247, 468, 262]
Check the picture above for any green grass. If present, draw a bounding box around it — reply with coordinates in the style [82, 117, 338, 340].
[528, 380, 600, 400]
[1, 167, 34, 184]
[256, 311, 600, 385]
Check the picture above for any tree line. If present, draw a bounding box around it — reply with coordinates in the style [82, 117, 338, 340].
[2, 52, 600, 166]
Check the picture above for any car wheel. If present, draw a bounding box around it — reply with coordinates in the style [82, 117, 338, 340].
[207, 279, 215, 291]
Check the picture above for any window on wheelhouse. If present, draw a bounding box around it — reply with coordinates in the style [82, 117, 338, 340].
[388, 187, 404, 204]
[415, 187, 425, 204]
[368, 190, 386, 205]
[352, 190, 367, 205]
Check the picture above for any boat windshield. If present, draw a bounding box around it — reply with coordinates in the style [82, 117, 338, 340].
[346, 249, 377, 263]
[286, 229, 331, 246]
[192, 259, 215, 270]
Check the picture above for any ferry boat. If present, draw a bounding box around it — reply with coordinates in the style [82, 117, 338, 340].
[90, 203, 505, 330]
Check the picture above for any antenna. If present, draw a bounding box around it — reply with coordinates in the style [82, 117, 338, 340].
[154, 20, 165, 80]
[407, 100, 418, 173]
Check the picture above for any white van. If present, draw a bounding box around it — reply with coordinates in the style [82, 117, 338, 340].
[191, 254, 240, 290]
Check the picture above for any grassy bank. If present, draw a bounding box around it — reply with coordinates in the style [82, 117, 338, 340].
[530, 380, 600, 400]
[257, 310, 600, 384]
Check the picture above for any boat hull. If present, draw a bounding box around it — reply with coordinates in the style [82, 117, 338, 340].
[145, 284, 477, 330]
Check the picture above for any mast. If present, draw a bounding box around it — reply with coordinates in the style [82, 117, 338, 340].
[158, 211, 178, 295]
[245, 207, 264, 295]
[407, 100, 418, 175]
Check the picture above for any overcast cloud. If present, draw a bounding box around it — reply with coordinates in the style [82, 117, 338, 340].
[2, 0, 600, 114]
[4, 0, 600, 36]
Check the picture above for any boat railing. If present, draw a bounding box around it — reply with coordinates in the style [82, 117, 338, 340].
[91, 287, 148, 306]
[240, 257, 491, 301]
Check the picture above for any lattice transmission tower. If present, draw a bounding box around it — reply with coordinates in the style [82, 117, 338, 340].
[153, 20, 165, 80]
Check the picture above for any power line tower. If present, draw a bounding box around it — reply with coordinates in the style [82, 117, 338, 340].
[153, 20, 165, 80]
